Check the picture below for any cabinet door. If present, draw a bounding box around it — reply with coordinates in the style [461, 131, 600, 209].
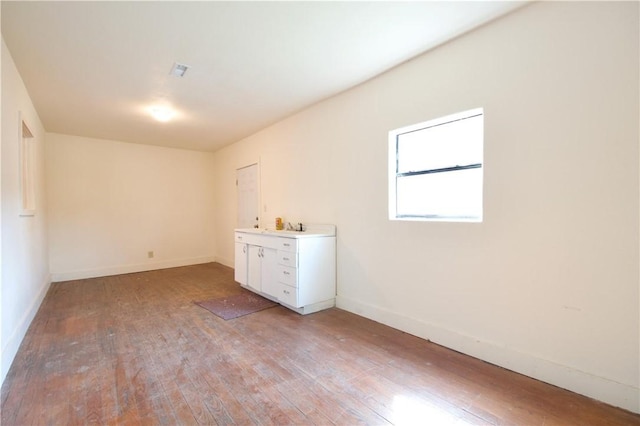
[247, 245, 262, 291]
[234, 242, 248, 285]
[261, 247, 279, 299]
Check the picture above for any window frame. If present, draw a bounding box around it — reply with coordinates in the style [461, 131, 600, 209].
[19, 112, 36, 217]
[388, 108, 484, 222]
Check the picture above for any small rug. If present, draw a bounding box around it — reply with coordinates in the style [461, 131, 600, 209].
[195, 291, 278, 320]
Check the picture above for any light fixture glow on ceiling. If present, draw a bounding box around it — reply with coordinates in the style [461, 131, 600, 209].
[170, 62, 190, 77]
[149, 106, 176, 122]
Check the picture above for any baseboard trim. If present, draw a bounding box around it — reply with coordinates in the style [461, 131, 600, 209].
[50, 256, 216, 282]
[215, 256, 234, 269]
[336, 295, 639, 414]
[1, 275, 52, 384]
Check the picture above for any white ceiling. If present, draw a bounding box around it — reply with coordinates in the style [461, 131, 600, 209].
[2, 1, 526, 152]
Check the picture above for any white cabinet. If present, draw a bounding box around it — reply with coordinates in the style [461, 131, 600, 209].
[234, 226, 336, 315]
[234, 242, 248, 285]
[261, 247, 279, 298]
[276, 236, 336, 311]
[247, 245, 262, 292]
[246, 245, 278, 297]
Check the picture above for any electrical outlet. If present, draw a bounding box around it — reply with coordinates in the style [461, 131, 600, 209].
[148, 251, 154, 258]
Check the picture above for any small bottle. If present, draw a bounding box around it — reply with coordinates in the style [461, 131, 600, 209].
[275, 217, 283, 230]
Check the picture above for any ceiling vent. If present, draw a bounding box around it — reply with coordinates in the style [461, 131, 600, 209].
[169, 62, 190, 77]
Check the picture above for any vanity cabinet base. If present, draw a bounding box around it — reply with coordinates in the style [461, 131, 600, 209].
[234, 227, 336, 315]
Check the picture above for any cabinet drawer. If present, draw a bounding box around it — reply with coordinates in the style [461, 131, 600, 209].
[278, 251, 297, 267]
[279, 283, 298, 307]
[278, 266, 297, 287]
[277, 238, 297, 252]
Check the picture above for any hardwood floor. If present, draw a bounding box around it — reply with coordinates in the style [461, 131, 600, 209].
[1, 263, 638, 425]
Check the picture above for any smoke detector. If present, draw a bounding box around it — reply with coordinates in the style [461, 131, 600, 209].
[169, 62, 190, 77]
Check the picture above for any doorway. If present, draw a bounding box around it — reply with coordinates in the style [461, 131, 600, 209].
[236, 163, 260, 229]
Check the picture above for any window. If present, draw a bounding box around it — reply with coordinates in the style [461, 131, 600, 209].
[388, 108, 483, 222]
[19, 114, 36, 217]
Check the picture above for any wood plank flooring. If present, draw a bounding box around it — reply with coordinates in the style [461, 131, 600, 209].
[1, 262, 638, 425]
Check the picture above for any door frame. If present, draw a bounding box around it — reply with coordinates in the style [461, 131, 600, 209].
[236, 161, 261, 229]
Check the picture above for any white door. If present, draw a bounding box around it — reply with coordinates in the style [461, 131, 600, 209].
[237, 164, 259, 229]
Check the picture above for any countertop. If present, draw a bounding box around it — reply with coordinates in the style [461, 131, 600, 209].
[235, 224, 336, 238]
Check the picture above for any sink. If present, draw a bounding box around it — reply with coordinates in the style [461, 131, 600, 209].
[261, 229, 304, 235]
[236, 228, 304, 235]
[235, 224, 335, 238]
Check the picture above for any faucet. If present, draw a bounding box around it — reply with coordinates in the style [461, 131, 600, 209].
[285, 222, 304, 232]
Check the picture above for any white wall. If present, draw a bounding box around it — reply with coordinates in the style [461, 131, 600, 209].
[46, 134, 216, 281]
[213, 2, 639, 412]
[1, 9, 4, 387]
[1, 38, 50, 383]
